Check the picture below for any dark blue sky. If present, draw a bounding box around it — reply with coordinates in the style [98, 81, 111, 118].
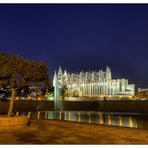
[0, 4, 148, 89]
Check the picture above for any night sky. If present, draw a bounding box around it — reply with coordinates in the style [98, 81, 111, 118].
[0, 4, 148, 89]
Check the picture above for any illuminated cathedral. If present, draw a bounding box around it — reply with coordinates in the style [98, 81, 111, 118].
[53, 66, 135, 97]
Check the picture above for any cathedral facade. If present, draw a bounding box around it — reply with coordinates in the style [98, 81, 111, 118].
[54, 66, 135, 97]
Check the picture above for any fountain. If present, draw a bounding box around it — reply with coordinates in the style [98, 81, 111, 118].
[53, 71, 60, 111]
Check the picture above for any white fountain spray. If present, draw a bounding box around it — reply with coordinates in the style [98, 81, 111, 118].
[53, 71, 60, 111]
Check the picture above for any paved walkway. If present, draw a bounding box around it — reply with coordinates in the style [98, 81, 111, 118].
[0, 120, 148, 144]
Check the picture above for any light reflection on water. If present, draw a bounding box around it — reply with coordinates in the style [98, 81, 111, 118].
[16, 111, 148, 129]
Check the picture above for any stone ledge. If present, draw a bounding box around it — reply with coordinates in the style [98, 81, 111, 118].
[0, 115, 28, 126]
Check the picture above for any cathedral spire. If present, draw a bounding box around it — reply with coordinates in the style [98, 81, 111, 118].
[58, 66, 62, 73]
[64, 70, 67, 76]
[58, 66, 62, 76]
[106, 66, 111, 80]
[106, 66, 111, 72]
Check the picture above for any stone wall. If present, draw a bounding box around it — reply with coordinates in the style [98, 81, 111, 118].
[0, 100, 148, 114]
[61, 100, 148, 113]
[0, 101, 54, 114]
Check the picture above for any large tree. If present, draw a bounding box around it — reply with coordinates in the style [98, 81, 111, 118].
[0, 52, 50, 116]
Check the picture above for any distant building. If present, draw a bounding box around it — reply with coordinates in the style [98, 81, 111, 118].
[137, 88, 148, 98]
[53, 66, 135, 97]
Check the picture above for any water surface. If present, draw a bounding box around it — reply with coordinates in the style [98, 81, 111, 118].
[18, 111, 148, 130]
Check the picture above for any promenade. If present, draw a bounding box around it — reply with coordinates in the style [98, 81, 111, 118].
[0, 119, 148, 144]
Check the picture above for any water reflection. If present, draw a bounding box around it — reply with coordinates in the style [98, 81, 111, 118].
[69, 112, 72, 120]
[99, 113, 103, 124]
[118, 116, 122, 126]
[37, 112, 40, 119]
[28, 112, 31, 118]
[135, 118, 138, 128]
[78, 112, 81, 122]
[88, 112, 91, 123]
[14, 111, 147, 129]
[59, 112, 61, 120]
[46, 111, 140, 129]
[45, 112, 48, 119]
[129, 117, 133, 127]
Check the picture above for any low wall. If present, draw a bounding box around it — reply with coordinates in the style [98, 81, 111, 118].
[61, 101, 99, 111]
[0, 101, 54, 114]
[0, 100, 148, 114]
[61, 100, 148, 113]
[0, 115, 28, 126]
[97, 100, 148, 113]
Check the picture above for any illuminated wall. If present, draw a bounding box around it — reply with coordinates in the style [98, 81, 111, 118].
[53, 66, 135, 97]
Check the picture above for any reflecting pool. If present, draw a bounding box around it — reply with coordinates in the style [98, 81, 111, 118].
[15, 111, 148, 130]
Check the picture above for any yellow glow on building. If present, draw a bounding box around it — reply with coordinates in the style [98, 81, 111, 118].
[27, 96, 31, 100]
[38, 97, 41, 100]
[128, 96, 132, 99]
[55, 66, 135, 97]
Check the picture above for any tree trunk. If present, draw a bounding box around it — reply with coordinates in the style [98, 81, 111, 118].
[7, 86, 15, 117]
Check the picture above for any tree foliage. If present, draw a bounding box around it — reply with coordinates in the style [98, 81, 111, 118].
[0, 52, 51, 116]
